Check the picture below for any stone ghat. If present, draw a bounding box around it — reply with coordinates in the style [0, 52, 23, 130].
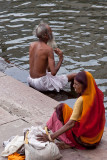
[0, 71, 107, 160]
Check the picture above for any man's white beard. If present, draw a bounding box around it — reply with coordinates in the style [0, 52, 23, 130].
[47, 36, 57, 49]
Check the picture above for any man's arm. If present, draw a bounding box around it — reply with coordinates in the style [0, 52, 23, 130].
[48, 48, 63, 76]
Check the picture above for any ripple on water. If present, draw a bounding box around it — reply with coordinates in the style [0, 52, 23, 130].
[0, 13, 35, 18]
[14, 2, 31, 8]
[98, 56, 107, 62]
[37, 3, 56, 7]
[11, 18, 38, 23]
[81, 54, 95, 58]
[51, 10, 80, 13]
[5, 36, 34, 44]
[6, 24, 24, 28]
[91, 5, 107, 9]
[0, 19, 10, 22]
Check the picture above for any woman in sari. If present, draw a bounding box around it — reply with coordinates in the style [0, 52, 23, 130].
[37, 71, 105, 149]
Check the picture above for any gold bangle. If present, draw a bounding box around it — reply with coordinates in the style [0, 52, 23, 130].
[48, 134, 54, 142]
[45, 126, 49, 135]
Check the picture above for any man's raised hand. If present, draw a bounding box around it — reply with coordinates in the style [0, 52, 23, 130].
[54, 48, 63, 59]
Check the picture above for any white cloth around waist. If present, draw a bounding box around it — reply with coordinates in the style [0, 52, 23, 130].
[27, 72, 68, 92]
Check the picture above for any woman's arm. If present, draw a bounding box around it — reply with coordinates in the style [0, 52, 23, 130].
[51, 120, 75, 140]
[37, 120, 75, 142]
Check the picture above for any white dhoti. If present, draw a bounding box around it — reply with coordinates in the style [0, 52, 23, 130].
[27, 72, 68, 92]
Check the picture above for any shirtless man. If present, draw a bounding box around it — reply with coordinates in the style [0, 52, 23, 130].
[28, 22, 76, 92]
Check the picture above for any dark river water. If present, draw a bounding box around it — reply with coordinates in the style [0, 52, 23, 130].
[0, 0, 107, 122]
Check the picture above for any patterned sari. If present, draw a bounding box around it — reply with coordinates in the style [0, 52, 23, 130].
[47, 71, 105, 149]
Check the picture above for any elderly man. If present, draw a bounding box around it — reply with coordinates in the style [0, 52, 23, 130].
[28, 22, 76, 92]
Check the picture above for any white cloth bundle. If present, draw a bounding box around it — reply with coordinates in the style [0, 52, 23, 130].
[25, 126, 62, 160]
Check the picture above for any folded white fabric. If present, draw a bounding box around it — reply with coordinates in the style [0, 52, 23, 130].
[1, 135, 24, 157]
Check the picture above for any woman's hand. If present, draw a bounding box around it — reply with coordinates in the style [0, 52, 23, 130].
[37, 133, 49, 142]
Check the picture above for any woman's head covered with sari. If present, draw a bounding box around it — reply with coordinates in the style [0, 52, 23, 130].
[73, 71, 105, 145]
[74, 71, 87, 94]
